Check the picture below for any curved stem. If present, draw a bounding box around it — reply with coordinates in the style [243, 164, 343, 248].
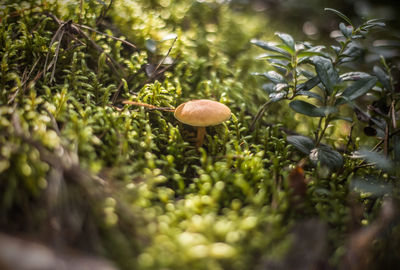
[250, 100, 273, 132]
[122, 100, 175, 112]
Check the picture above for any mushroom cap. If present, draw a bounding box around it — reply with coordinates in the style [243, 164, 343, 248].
[174, 99, 231, 127]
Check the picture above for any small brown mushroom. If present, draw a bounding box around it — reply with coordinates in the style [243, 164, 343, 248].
[174, 99, 231, 147]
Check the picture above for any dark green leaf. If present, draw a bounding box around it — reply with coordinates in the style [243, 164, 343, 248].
[251, 39, 291, 57]
[275, 32, 295, 53]
[341, 76, 377, 100]
[262, 83, 275, 93]
[267, 58, 290, 67]
[324, 8, 353, 26]
[339, 22, 352, 38]
[269, 92, 285, 102]
[373, 65, 391, 91]
[340, 72, 371, 81]
[295, 90, 323, 101]
[256, 53, 291, 60]
[331, 45, 341, 54]
[310, 56, 339, 95]
[330, 115, 353, 122]
[316, 106, 338, 116]
[300, 69, 316, 79]
[352, 149, 393, 172]
[267, 58, 289, 73]
[309, 145, 343, 169]
[363, 19, 386, 29]
[342, 44, 362, 58]
[252, 71, 285, 84]
[287, 135, 315, 154]
[296, 76, 320, 91]
[289, 100, 326, 117]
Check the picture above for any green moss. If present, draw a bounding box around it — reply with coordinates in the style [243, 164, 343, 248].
[0, 1, 399, 270]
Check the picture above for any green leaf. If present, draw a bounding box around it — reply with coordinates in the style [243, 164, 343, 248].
[289, 100, 326, 117]
[267, 58, 289, 73]
[325, 8, 353, 26]
[373, 65, 391, 91]
[352, 149, 393, 172]
[341, 76, 377, 100]
[275, 32, 295, 53]
[262, 83, 275, 93]
[252, 71, 285, 84]
[330, 116, 353, 122]
[309, 145, 343, 169]
[269, 92, 285, 102]
[310, 56, 339, 95]
[256, 53, 291, 61]
[251, 39, 291, 57]
[295, 90, 323, 102]
[339, 22, 352, 38]
[296, 76, 320, 91]
[340, 72, 371, 81]
[287, 135, 315, 154]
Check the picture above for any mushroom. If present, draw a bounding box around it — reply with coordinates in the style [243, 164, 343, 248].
[174, 99, 231, 147]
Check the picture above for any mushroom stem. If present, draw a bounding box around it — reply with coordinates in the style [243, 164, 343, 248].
[196, 126, 206, 147]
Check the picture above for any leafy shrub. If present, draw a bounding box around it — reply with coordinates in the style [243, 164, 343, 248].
[0, 1, 399, 270]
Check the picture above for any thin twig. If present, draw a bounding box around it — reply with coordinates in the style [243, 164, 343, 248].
[77, 23, 137, 50]
[154, 37, 177, 74]
[122, 100, 175, 112]
[7, 57, 41, 104]
[249, 100, 273, 132]
[43, 19, 66, 77]
[111, 80, 125, 105]
[96, 0, 114, 26]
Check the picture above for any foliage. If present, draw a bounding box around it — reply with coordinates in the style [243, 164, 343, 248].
[251, 8, 399, 174]
[0, 1, 399, 270]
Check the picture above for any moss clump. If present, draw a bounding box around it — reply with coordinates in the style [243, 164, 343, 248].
[1, 0, 399, 270]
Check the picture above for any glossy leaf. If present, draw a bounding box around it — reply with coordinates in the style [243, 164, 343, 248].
[289, 100, 326, 117]
[295, 90, 323, 102]
[310, 56, 339, 95]
[324, 8, 353, 26]
[296, 76, 320, 91]
[340, 71, 371, 81]
[309, 145, 343, 169]
[373, 65, 391, 91]
[256, 53, 291, 60]
[269, 92, 286, 102]
[275, 32, 295, 53]
[341, 76, 377, 100]
[339, 23, 352, 38]
[251, 39, 291, 57]
[252, 71, 285, 84]
[330, 115, 353, 122]
[262, 83, 275, 93]
[287, 135, 315, 154]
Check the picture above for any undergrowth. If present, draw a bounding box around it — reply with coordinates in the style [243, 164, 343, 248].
[0, 0, 399, 269]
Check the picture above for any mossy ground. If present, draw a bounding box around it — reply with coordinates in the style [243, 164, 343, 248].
[0, 1, 399, 269]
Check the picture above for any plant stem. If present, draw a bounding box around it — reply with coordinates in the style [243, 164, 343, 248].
[315, 116, 330, 146]
[122, 100, 175, 112]
[249, 100, 273, 132]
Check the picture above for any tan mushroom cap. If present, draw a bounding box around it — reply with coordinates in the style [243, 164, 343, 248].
[174, 99, 231, 127]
